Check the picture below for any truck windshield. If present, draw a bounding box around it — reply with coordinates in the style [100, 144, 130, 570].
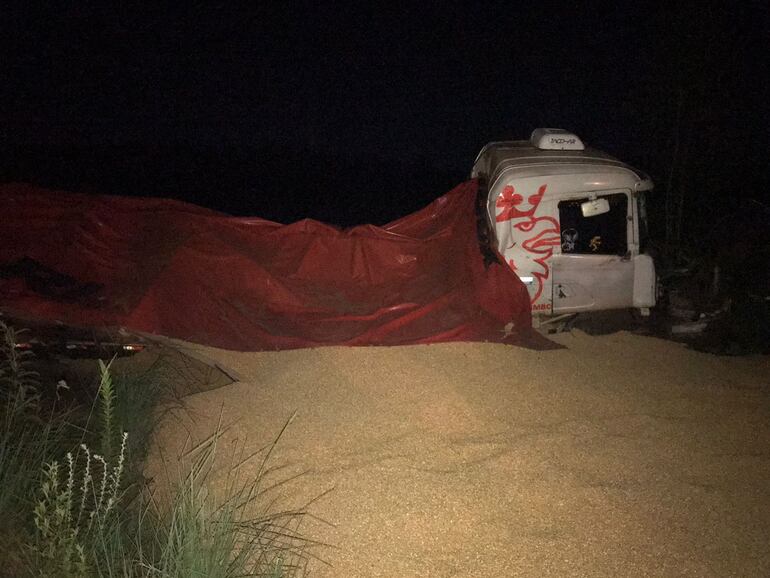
[558, 193, 628, 256]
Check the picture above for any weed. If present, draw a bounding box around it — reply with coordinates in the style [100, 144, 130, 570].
[0, 321, 41, 418]
[0, 322, 69, 540]
[97, 359, 117, 461]
[0, 323, 325, 577]
[29, 433, 128, 576]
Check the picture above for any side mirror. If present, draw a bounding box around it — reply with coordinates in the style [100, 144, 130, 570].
[581, 197, 610, 218]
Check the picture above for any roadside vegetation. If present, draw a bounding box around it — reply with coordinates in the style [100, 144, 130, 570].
[0, 320, 321, 577]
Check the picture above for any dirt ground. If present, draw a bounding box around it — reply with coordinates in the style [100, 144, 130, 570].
[146, 331, 770, 577]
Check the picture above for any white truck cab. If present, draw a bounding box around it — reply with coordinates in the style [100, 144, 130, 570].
[472, 128, 656, 321]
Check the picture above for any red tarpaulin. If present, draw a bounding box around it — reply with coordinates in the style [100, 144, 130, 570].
[0, 181, 550, 350]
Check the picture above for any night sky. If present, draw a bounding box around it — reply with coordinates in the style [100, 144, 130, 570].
[2, 3, 767, 231]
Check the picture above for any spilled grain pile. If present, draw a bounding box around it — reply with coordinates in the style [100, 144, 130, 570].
[147, 331, 770, 577]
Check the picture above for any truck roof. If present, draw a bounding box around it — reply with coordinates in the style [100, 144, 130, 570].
[471, 140, 651, 188]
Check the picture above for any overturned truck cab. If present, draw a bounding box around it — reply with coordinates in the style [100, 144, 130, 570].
[472, 128, 656, 323]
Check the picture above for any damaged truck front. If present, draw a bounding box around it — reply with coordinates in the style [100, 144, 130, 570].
[473, 128, 656, 325]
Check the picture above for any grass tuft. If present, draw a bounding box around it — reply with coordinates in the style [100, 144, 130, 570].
[0, 322, 325, 577]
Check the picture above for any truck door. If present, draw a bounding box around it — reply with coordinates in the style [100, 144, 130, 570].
[551, 191, 635, 313]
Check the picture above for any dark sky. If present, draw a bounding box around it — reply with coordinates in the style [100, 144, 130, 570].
[1, 2, 767, 227]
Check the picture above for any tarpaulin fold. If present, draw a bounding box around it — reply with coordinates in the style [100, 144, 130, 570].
[0, 181, 548, 350]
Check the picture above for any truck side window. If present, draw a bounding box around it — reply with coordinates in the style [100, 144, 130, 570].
[558, 193, 628, 255]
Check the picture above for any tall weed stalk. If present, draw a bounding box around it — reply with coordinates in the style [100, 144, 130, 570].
[0, 321, 40, 417]
[97, 359, 116, 461]
[0, 321, 66, 530]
